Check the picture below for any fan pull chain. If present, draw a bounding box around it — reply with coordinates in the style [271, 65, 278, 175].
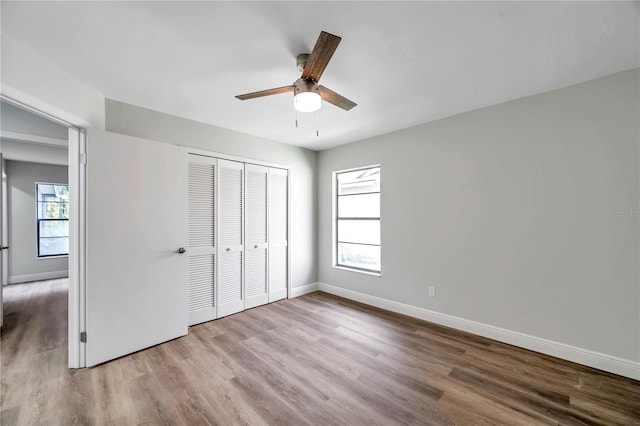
[295, 109, 299, 128]
[316, 110, 320, 137]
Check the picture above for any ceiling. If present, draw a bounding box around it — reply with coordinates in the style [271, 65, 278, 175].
[1, 2, 638, 151]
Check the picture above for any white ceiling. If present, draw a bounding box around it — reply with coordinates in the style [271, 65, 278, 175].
[2, 1, 638, 151]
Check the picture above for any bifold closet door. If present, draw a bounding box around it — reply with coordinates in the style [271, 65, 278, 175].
[187, 155, 216, 326]
[244, 164, 269, 309]
[217, 159, 245, 317]
[269, 168, 288, 302]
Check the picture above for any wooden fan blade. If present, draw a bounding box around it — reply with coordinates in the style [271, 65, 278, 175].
[301, 31, 341, 82]
[319, 86, 357, 111]
[235, 85, 294, 100]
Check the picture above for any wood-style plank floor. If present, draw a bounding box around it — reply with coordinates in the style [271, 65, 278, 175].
[1, 279, 639, 425]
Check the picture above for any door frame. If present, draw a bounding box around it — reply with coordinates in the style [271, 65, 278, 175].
[2, 166, 8, 287]
[0, 94, 85, 368]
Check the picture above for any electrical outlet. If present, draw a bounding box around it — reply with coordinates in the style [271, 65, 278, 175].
[428, 286, 436, 297]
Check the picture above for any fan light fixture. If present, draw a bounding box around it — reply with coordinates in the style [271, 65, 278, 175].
[293, 79, 322, 112]
[294, 91, 322, 112]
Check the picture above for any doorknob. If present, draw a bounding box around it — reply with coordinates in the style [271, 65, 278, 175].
[0, 246, 8, 250]
[177, 247, 186, 254]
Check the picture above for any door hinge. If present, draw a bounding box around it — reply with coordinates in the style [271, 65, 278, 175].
[80, 331, 87, 343]
[80, 153, 87, 164]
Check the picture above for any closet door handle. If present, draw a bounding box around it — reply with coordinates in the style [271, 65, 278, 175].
[177, 247, 186, 254]
[0, 246, 8, 250]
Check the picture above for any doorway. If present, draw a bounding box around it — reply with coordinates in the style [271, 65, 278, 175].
[0, 97, 82, 367]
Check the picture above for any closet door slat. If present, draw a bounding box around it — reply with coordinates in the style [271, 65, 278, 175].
[187, 155, 217, 325]
[244, 164, 269, 309]
[269, 168, 288, 302]
[217, 159, 245, 317]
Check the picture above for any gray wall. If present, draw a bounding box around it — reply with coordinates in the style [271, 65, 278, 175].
[0, 101, 68, 139]
[318, 69, 639, 362]
[0, 101, 69, 166]
[105, 99, 318, 289]
[6, 160, 69, 282]
[0, 140, 68, 166]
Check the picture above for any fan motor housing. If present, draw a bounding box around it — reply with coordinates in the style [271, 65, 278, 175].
[294, 78, 319, 95]
[296, 53, 310, 72]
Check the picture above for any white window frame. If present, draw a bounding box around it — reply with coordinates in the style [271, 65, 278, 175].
[333, 165, 381, 275]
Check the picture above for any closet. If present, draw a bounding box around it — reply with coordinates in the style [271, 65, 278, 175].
[187, 153, 288, 326]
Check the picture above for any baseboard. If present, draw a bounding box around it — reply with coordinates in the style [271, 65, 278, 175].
[317, 282, 640, 381]
[8, 270, 69, 284]
[290, 282, 319, 298]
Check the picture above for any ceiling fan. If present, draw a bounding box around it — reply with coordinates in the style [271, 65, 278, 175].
[235, 31, 357, 113]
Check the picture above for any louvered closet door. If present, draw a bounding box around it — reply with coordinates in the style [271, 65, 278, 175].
[269, 168, 288, 302]
[217, 159, 245, 318]
[187, 155, 216, 326]
[244, 164, 269, 309]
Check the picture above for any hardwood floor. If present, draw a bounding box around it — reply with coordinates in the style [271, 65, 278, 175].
[1, 279, 639, 425]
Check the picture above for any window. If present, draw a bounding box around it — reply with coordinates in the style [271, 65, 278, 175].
[335, 166, 381, 274]
[36, 183, 69, 257]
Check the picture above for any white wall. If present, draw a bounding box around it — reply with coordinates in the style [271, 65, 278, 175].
[105, 99, 318, 288]
[6, 160, 69, 283]
[318, 69, 640, 365]
[0, 35, 105, 129]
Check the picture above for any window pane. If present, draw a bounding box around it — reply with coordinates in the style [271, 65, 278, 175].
[37, 183, 69, 219]
[338, 220, 380, 245]
[337, 243, 380, 272]
[39, 237, 69, 257]
[39, 200, 69, 219]
[39, 220, 69, 238]
[338, 193, 380, 218]
[337, 167, 380, 195]
[37, 184, 55, 198]
[54, 185, 68, 198]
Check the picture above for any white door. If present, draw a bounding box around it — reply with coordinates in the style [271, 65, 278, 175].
[85, 129, 187, 367]
[244, 164, 268, 309]
[187, 154, 216, 325]
[269, 168, 288, 302]
[217, 159, 244, 317]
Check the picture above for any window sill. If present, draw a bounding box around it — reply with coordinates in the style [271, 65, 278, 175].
[37, 254, 69, 260]
[333, 265, 381, 277]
